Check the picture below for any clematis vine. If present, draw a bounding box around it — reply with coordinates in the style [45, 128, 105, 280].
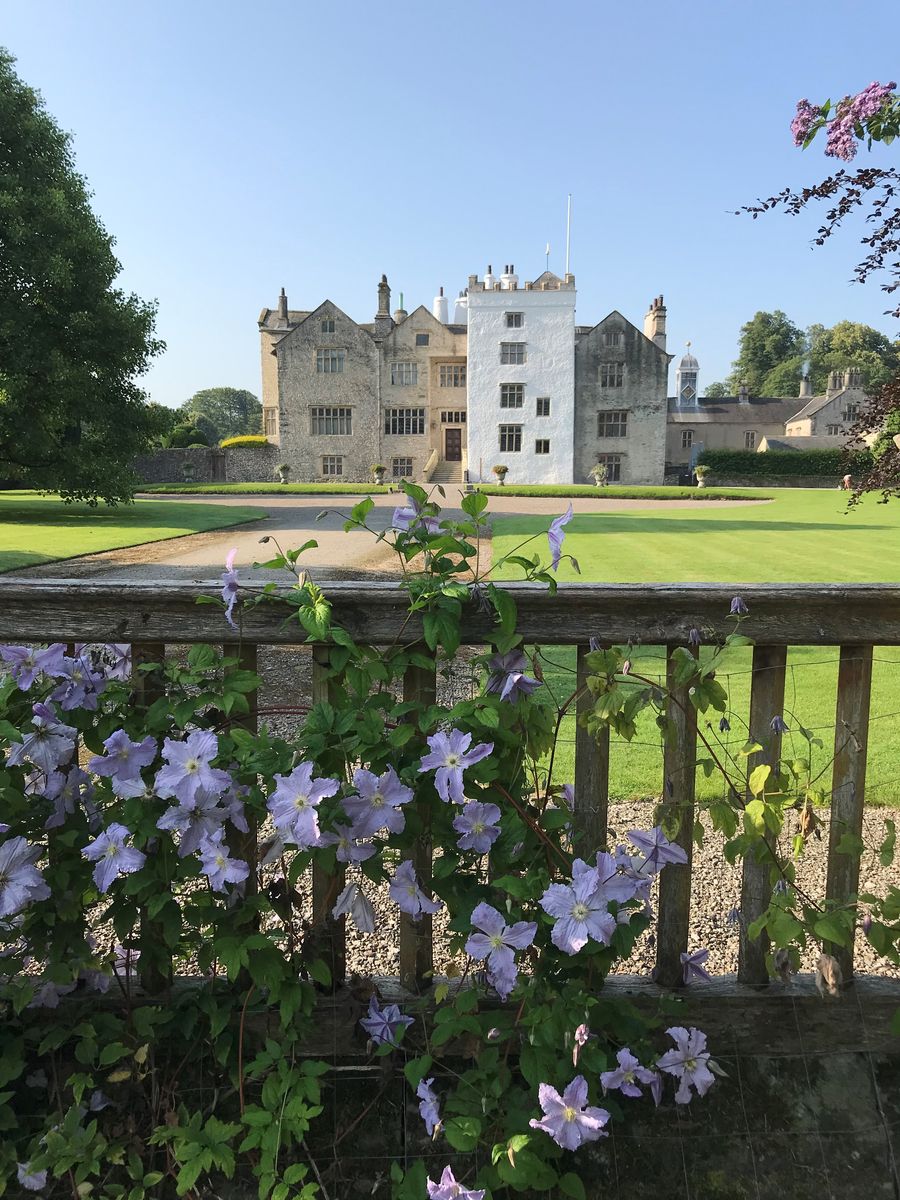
[267, 761, 340, 848]
[318, 822, 376, 864]
[155, 731, 230, 806]
[418, 729, 493, 804]
[452, 801, 501, 855]
[0, 837, 50, 918]
[600, 1048, 658, 1098]
[656, 1026, 716, 1104]
[221, 548, 240, 629]
[342, 765, 413, 837]
[427, 1167, 485, 1200]
[0, 643, 65, 691]
[547, 504, 574, 570]
[7, 702, 76, 776]
[198, 830, 249, 892]
[627, 826, 688, 871]
[529, 1075, 610, 1150]
[82, 824, 146, 894]
[332, 882, 376, 933]
[89, 729, 157, 796]
[681, 947, 712, 984]
[464, 901, 536, 999]
[417, 1077, 442, 1136]
[485, 649, 541, 703]
[389, 860, 441, 920]
[539, 861, 618, 955]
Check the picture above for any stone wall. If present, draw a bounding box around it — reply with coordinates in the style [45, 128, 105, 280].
[134, 444, 278, 485]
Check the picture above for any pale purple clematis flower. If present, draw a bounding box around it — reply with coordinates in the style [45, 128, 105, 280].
[43, 766, 96, 830]
[267, 762, 340, 848]
[572, 1023, 591, 1067]
[28, 980, 76, 1009]
[332, 881, 376, 933]
[342, 766, 413, 837]
[427, 1166, 485, 1200]
[49, 653, 106, 711]
[600, 1048, 658, 1098]
[0, 837, 50, 917]
[729, 596, 748, 616]
[561, 783, 575, 809]
[1, 643, 64, 690]
[681, 948, 712, 985]
[417, 1077, 442, 1136]
[222, 549, 240, 630]
[157, 788, 232, 857]
[529, 1075, 610, 1150]
[539, 865, 616, 955]
[100, 643, 132, 681]
[198, 830, 249, 892]
[8, 703, 76, 776]
[389, 860, 441, 920]
[318, 822, 376, 864]
[656, 1026, 716, 1104]
[393, 499, 441, 536]
[453, 802, 501, 855]
[587, 851, 644, 905]
[465, 902, 537, 1000]
[359, 996, 414, 1047]
[418, 729, 493, 804]
[770, 714, 789, 734]
[89, 730, 157, 796]
[154, 731, 229, 805]
[486, 650, 541, 703]
[547, 504, 574, 571]
[17, 1163, 48, 1192]
[627, 826, 688, 871]
[82, 823, 146, 893]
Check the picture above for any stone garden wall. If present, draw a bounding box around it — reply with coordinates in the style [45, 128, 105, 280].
[134, 445, 278, 485]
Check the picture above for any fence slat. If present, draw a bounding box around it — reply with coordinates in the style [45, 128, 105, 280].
[574, 644, 609, 855]
[826, 643, 874, 981]
[738, 644, 788, 986]
[400, 659, 436, 992]
[655, 644, 698, 988]
[132, 641, 171, 994]
[310, 646, 346, 987]
[224, 642, 259, 902]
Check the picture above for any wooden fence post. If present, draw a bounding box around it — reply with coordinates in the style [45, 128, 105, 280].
[737, 644, 787, 986]
[400, 658, 437, 992]
[311, 645, 346, 988]
[132, 641, 172, 994]
[825, 643, 873, 981]
[655, 644, 698, 989]
[574, 644, 610, 856]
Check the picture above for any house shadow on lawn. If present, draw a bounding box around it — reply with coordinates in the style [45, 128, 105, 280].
[0, 551, 52, 573]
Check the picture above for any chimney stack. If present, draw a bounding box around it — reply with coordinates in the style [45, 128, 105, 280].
[643, 295, 667, 351]
[277, 287, 288, 321]
[798, 373, 812, 399]
[374, 274, 393, 337]
[738, 382, 750, 404]
[432, 285, 449, 324]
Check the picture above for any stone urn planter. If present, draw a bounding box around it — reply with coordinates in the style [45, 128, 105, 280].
[492, 465, 508, 486]
[371, 464, 387, 485]
[589, 463, 609, 487]
[275, 464, 291, 485]
[694, 465, 709, 488]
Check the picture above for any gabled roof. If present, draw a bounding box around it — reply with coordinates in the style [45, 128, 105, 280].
[577, 310, 670, 358]
[269, 299, 373, 349]
[258, 307, 310, 331]
[787, 389, 846, 423]
[529, 270, 566, 288]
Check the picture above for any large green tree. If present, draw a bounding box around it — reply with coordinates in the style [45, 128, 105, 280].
[0, 49, 163, 503]
[725, 310, 806, 394]
[178, 387, 261, 443]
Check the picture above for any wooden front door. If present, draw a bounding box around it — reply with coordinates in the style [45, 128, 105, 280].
[445, 428, 462, 461]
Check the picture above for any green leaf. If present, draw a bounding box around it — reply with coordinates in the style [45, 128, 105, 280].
[98, 1041, 130, 1066]
[403, 1055, 432, 1090]
[880, 820, 896, 867]
[748, 764, 771, 797]
[814, 913, 851, 947]
[443, 1115, 481, 1151]
[307, 959, 331, 988]
[559, 1172, 587, 1200]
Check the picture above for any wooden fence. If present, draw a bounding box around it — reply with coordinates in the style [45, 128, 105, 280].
[1, 578, 898, 993]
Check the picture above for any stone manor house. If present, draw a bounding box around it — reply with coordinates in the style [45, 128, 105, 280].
[258, 271, 867, 485]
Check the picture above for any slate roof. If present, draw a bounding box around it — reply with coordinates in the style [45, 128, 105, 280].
[666, 396, 800, 424]
[760, 435, 847, 452]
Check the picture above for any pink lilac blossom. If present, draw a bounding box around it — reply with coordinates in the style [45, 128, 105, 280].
[0, 837, 50, 918]
[155, 731, 230, 805]
[528, 1075, 610, 1150]
[82, 823, 146, 893]
[89, 730, 157, 795]
[656, 1026, 716, 1104]
[8, 703, 76, 776]
[221, 549, 240, 629]
[547, 504, 574, 571]
[332, 882, 376, 932]
[417, 1077, 442, 1136]
[198, 830, 249, 892]
[790, 98, 822, 146]
[486, 650, 541, 703]
[389, 860, 441, 920]
[418, 729, 493, 804]
[600, 1048, 658, 1098]
[825, 81, 897, 160]
[464, 901, 537, 1000]
[359, 995, 414, 1046]
[452, 801, 501, 855]
[427, 1166, 485, 1200]
[267, 761, 340, 848]
[342, 765, 413, 837]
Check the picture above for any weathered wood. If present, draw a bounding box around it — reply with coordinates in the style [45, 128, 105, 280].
[132, 642, 171, 995]
[400, 657, 437, 992]
[311, 646, 345, 987]
[574, 644, 609, 855]
[224, 642, 259, 904]
[655, 644, 698, 989]
[4, 580, 900, 646]
[826, 643, 874, 980]
[737, 644, 787, 986]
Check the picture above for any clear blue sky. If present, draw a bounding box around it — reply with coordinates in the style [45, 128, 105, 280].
[4, 1, 898, 407]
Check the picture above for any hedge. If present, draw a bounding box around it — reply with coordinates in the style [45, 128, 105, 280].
[219, 434, 270, 449]
[696, 447, 872, 478]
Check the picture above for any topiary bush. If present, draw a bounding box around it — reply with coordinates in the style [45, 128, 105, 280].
[166, 424, 209, 448]
[220, 435, 270, 449]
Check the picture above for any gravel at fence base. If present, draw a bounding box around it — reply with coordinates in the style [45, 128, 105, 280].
[252, 646, 900, 985]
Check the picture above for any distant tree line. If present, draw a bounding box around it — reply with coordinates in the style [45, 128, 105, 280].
[148, 388, 262, 448]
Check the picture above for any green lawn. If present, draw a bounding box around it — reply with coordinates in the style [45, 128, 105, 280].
[0, 492, 263, 572]
[492, 489, 900, 805]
